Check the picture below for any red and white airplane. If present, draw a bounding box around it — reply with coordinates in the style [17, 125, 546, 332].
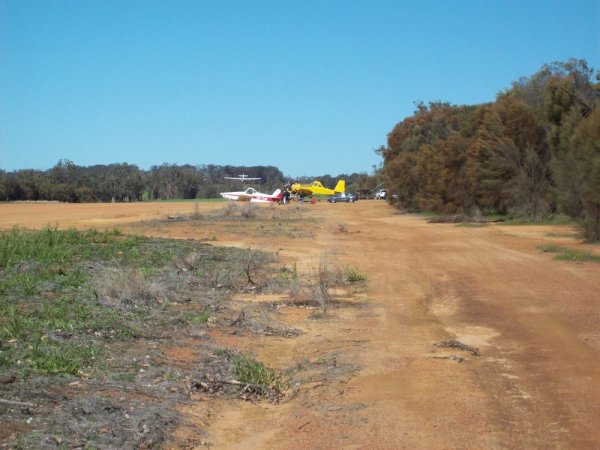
[220, 187, 283, 203]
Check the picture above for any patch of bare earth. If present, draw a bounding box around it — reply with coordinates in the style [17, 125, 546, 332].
[1, 201, 599, 449]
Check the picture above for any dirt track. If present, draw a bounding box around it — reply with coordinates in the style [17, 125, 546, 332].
[2, 201, 599, 449]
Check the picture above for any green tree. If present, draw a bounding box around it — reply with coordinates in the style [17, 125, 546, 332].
[569, 108, 600, 241]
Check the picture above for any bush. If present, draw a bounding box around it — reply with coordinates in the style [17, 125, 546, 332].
[95, 269, 166, 308]
[345, 266, 367, 282]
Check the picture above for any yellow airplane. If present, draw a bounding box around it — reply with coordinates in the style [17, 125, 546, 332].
[290, 179, 345, 197]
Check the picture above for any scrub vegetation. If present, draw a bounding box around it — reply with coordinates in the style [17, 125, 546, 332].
[539, 244, 600, 262]
[381, 59, 600, 241]
[0, 222, 367, 448]
[0, 226, 289, 448]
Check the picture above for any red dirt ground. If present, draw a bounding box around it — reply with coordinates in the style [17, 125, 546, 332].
[2, 201, 599, 449]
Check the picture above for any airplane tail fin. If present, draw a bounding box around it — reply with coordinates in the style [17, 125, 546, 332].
[334, 180, 345, 193]
[272, 189, 282, 197]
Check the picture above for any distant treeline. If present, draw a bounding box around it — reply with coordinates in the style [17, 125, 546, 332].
[381, 59, 600, 241]
[0, 163, 286, 203]
[0, 162, 375, 203]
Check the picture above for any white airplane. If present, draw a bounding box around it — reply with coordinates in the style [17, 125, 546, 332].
[220, 187, 283, 203]
[224, 174, 262, 182]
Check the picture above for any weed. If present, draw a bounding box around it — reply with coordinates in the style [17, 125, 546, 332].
[208, 265, 243, 290]
[499, 214, 576, 226]
[192, 201, 201, 219]
[345, 265, 367, 282]
[95, 269, 166, 308]
[213, 348, 233, 358]
[243, 246, 274, 286]
[338, 223, 349, 233]
[240, 204, 258, 219]
[314, 256, 333, 310]
[232, 354, 287, 393]
[186, 311, 210, 324]
[0, 294, 125, 376]
[286, 282, 313, 306]
[29, 342, 97, 375]
[308, 309, 327, 320]
[545, 232, 579, 238]
[174, 251, 204, 271]
[165, 370, 179, 382]
[220, 202, 238, 217]
[415, 211, 438, 218]
[0, 226, 294, 448]
[204, 247, 275, 291]
[284, 254, 353, 308]
[428, 214, 486, 224]
[456, 223, 488, 228]
[291, 262, 298, 280]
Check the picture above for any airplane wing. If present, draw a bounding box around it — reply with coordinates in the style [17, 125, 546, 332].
[224, 174, 262, 181]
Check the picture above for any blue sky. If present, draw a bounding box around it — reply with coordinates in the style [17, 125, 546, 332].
[1, 0, 598, 177]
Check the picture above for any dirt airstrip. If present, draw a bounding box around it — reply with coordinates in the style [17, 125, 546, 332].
[1, 201, 599, 449]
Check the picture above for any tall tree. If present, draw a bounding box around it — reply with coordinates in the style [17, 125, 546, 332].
[569, 108, 600, 241]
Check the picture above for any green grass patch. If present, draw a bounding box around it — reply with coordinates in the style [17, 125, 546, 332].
[545, 232, 579, 238]
[0, 226, 283, 380]
[345, 265, 367, 282]
[456, 223, 488, 228]
[0, 298, 125, 374]
[185, 310, 211, 324]
[0, 226, 177, 298]
[0, 225, 293, 448]
[0, 296, 123, 376]
[415, 211, 438, 218]
[538, 245, 600, 262]
[499, 214, 576, 226]
[232, 354, 287, 393]
[0, 227, 207, 377]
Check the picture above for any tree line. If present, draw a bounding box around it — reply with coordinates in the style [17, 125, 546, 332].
[381, 59, 600, 241]
[0, 161, 376, 204]
[0, 163, 289, 203]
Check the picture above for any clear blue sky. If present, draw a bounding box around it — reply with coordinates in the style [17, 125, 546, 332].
[1, 0, 598, 177]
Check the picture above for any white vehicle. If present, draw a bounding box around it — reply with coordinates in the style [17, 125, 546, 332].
[375, 189, 387, 200]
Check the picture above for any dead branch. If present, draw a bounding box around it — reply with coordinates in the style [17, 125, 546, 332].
[435, 339, 481, 357]
[0, 398, 35, 407]
[192, 379, 268, 395]
[298, 421, 311, 430]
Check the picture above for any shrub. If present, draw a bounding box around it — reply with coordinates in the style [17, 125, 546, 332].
[240, 204, 258, 219]
[345, 266, 367, 282]
[95, 269, 166, 308]
[232, 355, 286, 393]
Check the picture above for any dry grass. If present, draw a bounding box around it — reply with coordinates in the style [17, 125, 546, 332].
[337, 223, 349, 233]
[286, 282, 314, 306]
[95, 268, 167, 308]
[192, 201, 201, 219]
[220, 202, 239, 217]
[213, 202, 259, 220]
[205, 247, 276, 291]
[285, 251, 348, 311]
[313, 257, 333, 310]
[240, 204, 259, 219]
[173, 250, 204, 271]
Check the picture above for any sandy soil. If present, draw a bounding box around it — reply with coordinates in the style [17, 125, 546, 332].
[2, 201, 599, 449]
